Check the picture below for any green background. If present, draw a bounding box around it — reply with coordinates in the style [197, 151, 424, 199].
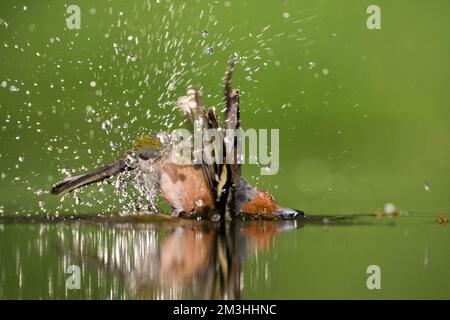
[0, 0, 449, 299]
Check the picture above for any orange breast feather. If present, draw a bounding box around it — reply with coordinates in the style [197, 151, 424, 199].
[159, 162, 215, 215]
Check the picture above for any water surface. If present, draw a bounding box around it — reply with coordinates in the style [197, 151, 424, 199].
[1, 214, 448, 299]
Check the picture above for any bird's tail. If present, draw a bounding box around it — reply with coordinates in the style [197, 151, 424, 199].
[51, 159, 128, 195]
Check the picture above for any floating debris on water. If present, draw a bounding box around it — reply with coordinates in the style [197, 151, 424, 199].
[437, 214, 448, 225]
[376, 203, 409, 220]
[384, 202, 399, 217]
[375, 208, 383, 220]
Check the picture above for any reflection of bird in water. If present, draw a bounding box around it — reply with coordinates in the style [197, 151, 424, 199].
[63, 219, 301, 299]
[50, 61, 303, 221]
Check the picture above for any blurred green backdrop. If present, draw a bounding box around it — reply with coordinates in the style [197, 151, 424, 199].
[1, 0, 450, 301]
[0, 0, 449, 216]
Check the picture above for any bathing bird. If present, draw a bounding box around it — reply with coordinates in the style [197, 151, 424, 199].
[51, 62, 303, 221]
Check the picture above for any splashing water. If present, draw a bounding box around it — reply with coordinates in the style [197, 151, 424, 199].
[0, 1, 324, 217]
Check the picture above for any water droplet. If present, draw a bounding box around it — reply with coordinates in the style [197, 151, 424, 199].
[323, 218, 330, 231]
[127, 54, 137, 62]
[101, 119, 111, 131]
[195, 198, 204, 207]
[125, 152, 138, 168]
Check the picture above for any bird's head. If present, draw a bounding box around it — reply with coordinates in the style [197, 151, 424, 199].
[132, 135, 165, 160]
[235, 177, 303, 220]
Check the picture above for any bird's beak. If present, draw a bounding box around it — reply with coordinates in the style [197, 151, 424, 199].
[274, 208, 304, 220]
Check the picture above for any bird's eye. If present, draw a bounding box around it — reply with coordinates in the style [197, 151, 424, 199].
[236, 193, 246, 201]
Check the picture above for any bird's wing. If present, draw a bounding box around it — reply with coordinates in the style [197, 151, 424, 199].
[222, 60, 242, 218]
[177, 89, 217, 207]
[223, 60, 241, 182]
[175, 61, 241, 219]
